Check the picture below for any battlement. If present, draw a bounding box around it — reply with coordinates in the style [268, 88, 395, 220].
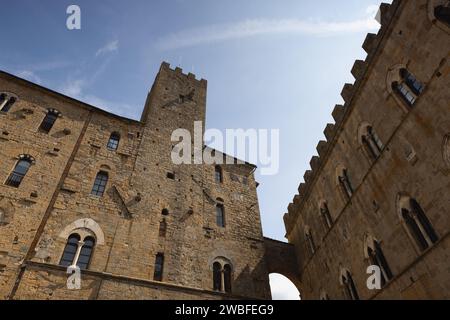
[160, 61, 207, 88]
[284, 1, 401, 234]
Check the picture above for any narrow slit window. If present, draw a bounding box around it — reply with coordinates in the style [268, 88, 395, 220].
[216, 204, 225, 228]
[154, 253, 164, 281]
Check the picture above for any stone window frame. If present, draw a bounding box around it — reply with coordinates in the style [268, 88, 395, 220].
[88, 163, 115, 198]
[304, 226, 316, 257]
[339, 268, 359, 300]
[336, 165, 354, 203]
[357, 122, 384, 162]
[211, 256, 233, 294]
[215, 199, 226, 228]
[58, 218, 105, 269]
[363, 234, 393, 287]
[0, 92, 19, 113]
[38, 108, 62, 134]
[4, 154, 36, 188]
[397, 194, 439, 254]
[387, 64, 425, 113]
[106, 131, 121, 151]
[318, 200, 333, 233]
[428, 0, 450, 34]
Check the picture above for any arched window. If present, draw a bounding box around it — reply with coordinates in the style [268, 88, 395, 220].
[162, 208, 169, 216]
[338, 168, 353, 201]
[305, 227, 316, 256]
[107, 132, 120, 151]
[223, 264, 232, 293]
[77, 237, 95, 270]
[215, 165, 223, 183]
[5, 155, 34, 188]
[59, 234, 96, 270]
[320, 202, 333, 231]
[392, 69, 424, 107]
[39, 109, 60, 133]
[401, 197, 438, 251]
[0, 94, 17, 113]
[213, 262, 222, 291]
[91, 171, 109, 197]
[154, 253, 164, 281]
[59, 234, 81, 267]
[341, 270, 359, 300]
[212, 260, 233, 293]
[435, 3, 450, 25]
[366, 237, 393, 287]
[159, 219, 167, 237]
[361, 126, 383, 160]
[216, 203, 225, 228]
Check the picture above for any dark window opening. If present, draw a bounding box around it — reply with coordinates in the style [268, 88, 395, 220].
[154, 253, 164, 281]
[107, 132, 120, 151]
[91, 171, 109, 197]
[342, 271, 359, 300]
[5, 156, 33, 188]
[213, 262, 222, 291]
[362, 126, 383, 160]
[59, 234, 81, 267]
[320, 203, 333, 231]
[216, 204, 225, 228]
[306, 230, 316, 255]
[162, 208, 169, 216]
[223, 264, 232, 293]
[167, 172, 175, 180]
[77, 237, 95, 270]
[339, 169, 353, 201]
[215, 166, 223, 183]
[368, 241, 393, 287]
[435, 5, 450, 26]
[39, 109, 60, 133]
[1, 96, 16, 113]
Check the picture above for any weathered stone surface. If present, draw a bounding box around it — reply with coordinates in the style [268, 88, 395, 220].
[0, 63, 271, 300]
[283, 0, 450, 300]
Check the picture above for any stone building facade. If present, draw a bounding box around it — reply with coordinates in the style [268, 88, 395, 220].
[283, 0, 450, 299]
[0, 62, 274, 300]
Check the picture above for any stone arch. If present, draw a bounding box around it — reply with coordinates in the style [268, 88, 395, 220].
[363, 233, 378, 259]
[263, 238, 302, 292]
[59, 218, 105, 245]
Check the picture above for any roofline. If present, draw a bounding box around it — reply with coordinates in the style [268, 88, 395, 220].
[0, 70, 142, 125]
[203, 145, 258, 169]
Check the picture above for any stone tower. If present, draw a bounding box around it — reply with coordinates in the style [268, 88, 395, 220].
[0, 62, 272, 299]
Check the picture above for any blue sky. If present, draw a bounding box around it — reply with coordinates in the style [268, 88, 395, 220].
[1, 0, 388, 298]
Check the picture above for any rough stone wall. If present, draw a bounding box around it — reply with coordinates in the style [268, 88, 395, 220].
[0, 62, 271, 299]
[284, 0, 450, 300]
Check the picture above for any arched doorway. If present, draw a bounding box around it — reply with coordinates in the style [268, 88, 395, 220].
[269, 273, 301, 300]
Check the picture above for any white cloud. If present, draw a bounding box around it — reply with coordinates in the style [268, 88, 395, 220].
[155, 6, 380, 50]
[16, 70, 42, 84]
[269, 273, 300, 300]
[96, 40, 119, 57]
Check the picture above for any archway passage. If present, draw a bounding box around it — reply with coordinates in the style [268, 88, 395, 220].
[264, 237, 302, 299]
[270, 273, 301, 300]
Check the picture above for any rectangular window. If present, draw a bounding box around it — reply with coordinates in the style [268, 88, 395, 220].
[154, 253, 164, 281]
[216, 204, 225, 228]
[91, 172, 109, 197]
